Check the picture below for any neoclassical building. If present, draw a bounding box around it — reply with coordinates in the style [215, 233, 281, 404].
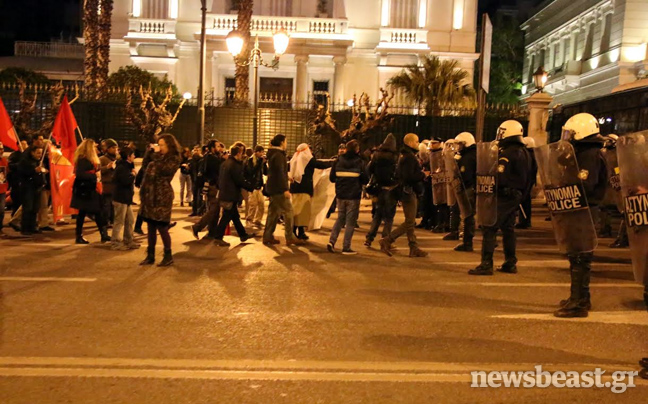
[108, 0, 478, 104]
[520, 0, 648, 106]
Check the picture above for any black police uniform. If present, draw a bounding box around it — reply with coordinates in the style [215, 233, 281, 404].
[555, 135, 607, 317]
[473, 136, 532, 274]
[456, 143, 476, 249]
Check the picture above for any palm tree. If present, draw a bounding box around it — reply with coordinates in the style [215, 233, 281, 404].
[96, 0, 114, 99]
[234, 0, 253, 105]
[83, 0, 100, 100]
[388, 55, 476, 116]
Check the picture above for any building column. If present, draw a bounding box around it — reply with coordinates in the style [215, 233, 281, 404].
[333, 56, 347, 104]
[295, 54, 309, 104]
[525, 92, 553, 148]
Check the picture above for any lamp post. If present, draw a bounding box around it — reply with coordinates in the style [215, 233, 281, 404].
[533, 66, 548, 93]
[197, 0, 207, 145]
[226, 30, 289, 147]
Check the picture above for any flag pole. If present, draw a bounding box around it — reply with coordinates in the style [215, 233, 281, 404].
[39, 132, 54, 167]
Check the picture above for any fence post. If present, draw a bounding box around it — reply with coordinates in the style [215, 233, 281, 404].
[525, 92, 553, 147]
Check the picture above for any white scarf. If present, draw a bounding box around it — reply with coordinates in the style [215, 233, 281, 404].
[289, 143, 313, 184]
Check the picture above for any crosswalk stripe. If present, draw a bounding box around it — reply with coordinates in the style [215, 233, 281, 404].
[0, 277, 97, 283]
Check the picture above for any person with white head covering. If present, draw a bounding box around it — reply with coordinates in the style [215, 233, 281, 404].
[289, 143, 333, 240]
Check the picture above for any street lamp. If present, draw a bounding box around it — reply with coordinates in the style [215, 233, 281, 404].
[183, 92, 192, 100]
[226, 29, 290, 147]
[533, 66, 548, 93]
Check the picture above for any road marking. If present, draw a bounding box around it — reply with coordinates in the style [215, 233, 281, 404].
[0, 277, 97, 283]
[439, 260, 631, 267]
[493, 311, 648, 326]
[443, 282, 642, 288]
[0, 357, 644, 384]
[419, 247, 629, 253]
[0, 243, 80, 247]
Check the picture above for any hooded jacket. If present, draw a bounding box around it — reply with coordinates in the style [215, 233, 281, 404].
[265, 147, 289, 196]
[330, 150, 368, 200]
[367, 134, 399, 187]
[397, 145, 425, 189]
[113, 159, 135, 205]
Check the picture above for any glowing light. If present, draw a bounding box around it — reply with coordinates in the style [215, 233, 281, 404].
[624, 43, 647, 62]
[606, 118, 612, 123]
[453, 0, 464, 30]
[183, 92, 192, 100]
[226, 31, 244, 57]
[609, 48, 620, 62]
[132, 0, 141, 18]
[590, 56, 599, 70]
[347, 99, 354, 107]
[273, 30, 290, 56]
[598, 117, 605, 125]
[418, 0, 427, 28]
[381, 0, 390, 27]
[521, 85, 528, 95]
[169, 0, 178, 19]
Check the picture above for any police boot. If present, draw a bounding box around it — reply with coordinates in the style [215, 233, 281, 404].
[609, 220, 629, 248]
[555, 257, 589, 318]
[158, 249, 174, 267]
[468, 253, 493, 276]
[443, 231, 459, 241]
[454, 242, 473, 252]
[497, 258, 518, 274]
[139, 247, 155, 266]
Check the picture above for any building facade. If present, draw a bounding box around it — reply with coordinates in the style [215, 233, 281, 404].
[108, 0, 478, 105]
[520, 0, 648, 106]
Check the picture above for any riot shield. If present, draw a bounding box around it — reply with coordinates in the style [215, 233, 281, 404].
[535, 140, 597, 254]
[601, 148, 624, 212]
[617, 131, 648, 286]
[476, 141, 498, 227]
[430, 149, 447, 205]
[443, 144, 474, 219]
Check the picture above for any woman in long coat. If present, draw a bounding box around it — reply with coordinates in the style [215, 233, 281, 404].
[71, 139, 110, 244]
[139, 133, 181, 267]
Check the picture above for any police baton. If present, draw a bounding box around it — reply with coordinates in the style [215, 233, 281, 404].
[519, 204, 527, 220]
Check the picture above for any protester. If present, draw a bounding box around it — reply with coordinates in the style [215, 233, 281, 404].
[189, 145, 204, 216]
[7, 141, 25, 216]
[110, 147, 140, 250]
[289, 143, 333, 240]
[326, 144, 347, 219]
[191, 140, 224, 239]
[134, 136, 159, 235]
[327, 140, 368, 255]
[0, 142, 8, 235]
[17, 144, 47, 236]
[99, 138, 118, 226]
[365, 134, 399, 248]
[263, 134, 305, 246]
[212, 144, 255, 246]
[179, 147, 193, 207]
[71, 139, 110, 244]
[379, 133, 429, 258]
[139, 134, 182, 267]
[244, 145, 267, 227]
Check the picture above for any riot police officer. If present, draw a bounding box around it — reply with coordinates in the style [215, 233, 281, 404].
[470, 120, 533, 275]
[453, 132, 477, 252]
[554, 113, 608, 317]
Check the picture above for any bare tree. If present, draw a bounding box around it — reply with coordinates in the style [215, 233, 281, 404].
[125, 86, 187, 143]
[83, 0, 100, 100]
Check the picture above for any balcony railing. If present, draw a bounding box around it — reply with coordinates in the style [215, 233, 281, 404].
[128, 18, 177, 35]
[209, 14, 348, 36]
[379, 28, 428, 44]
[14, 41, 84, 59]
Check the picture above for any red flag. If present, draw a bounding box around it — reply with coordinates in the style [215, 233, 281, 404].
[50, 160, 77, 223]
[0, 96, 20, 150]
[52, 95, 79, 163]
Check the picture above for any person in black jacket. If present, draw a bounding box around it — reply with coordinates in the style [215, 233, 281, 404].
[470, 120, 533, 276]
[17, 146, 46, 236]
[189, 145, 205, 216]
[365, 134, 399, 247]
[554, 113, 608, 318]
[289, 143, 333, 240]
[380, 133, 428, 258]
[516, 137, 538, 229]
[453, 132, 477, 252]
[110, 147, 140, 250]
[212, 145, 255, 246]
[244, 145, 267, 227]
[71, 139, 110, 244]
[191, 140, 224, 240]
[327, 140, 368, 255]
[179, 147, 193, 207]
[263, 134, 305, 246]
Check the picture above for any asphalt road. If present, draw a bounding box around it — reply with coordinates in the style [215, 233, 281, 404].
[0, 200, 646, 403]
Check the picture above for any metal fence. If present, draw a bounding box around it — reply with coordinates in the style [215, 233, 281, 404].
[0, 82, 528, 155]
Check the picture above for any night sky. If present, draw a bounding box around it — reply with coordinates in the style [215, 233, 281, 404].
[0, 0, 545, 57]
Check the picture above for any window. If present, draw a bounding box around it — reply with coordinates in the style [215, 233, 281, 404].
[142, 0, 169, 19]
[553, 43, 561, 69]
[539, 49, 546, 69]
[313, 80, 330, 108]
[225, 78, 236, 104]
[259, 77, 293, 107]
[390, 0, 417, 28]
